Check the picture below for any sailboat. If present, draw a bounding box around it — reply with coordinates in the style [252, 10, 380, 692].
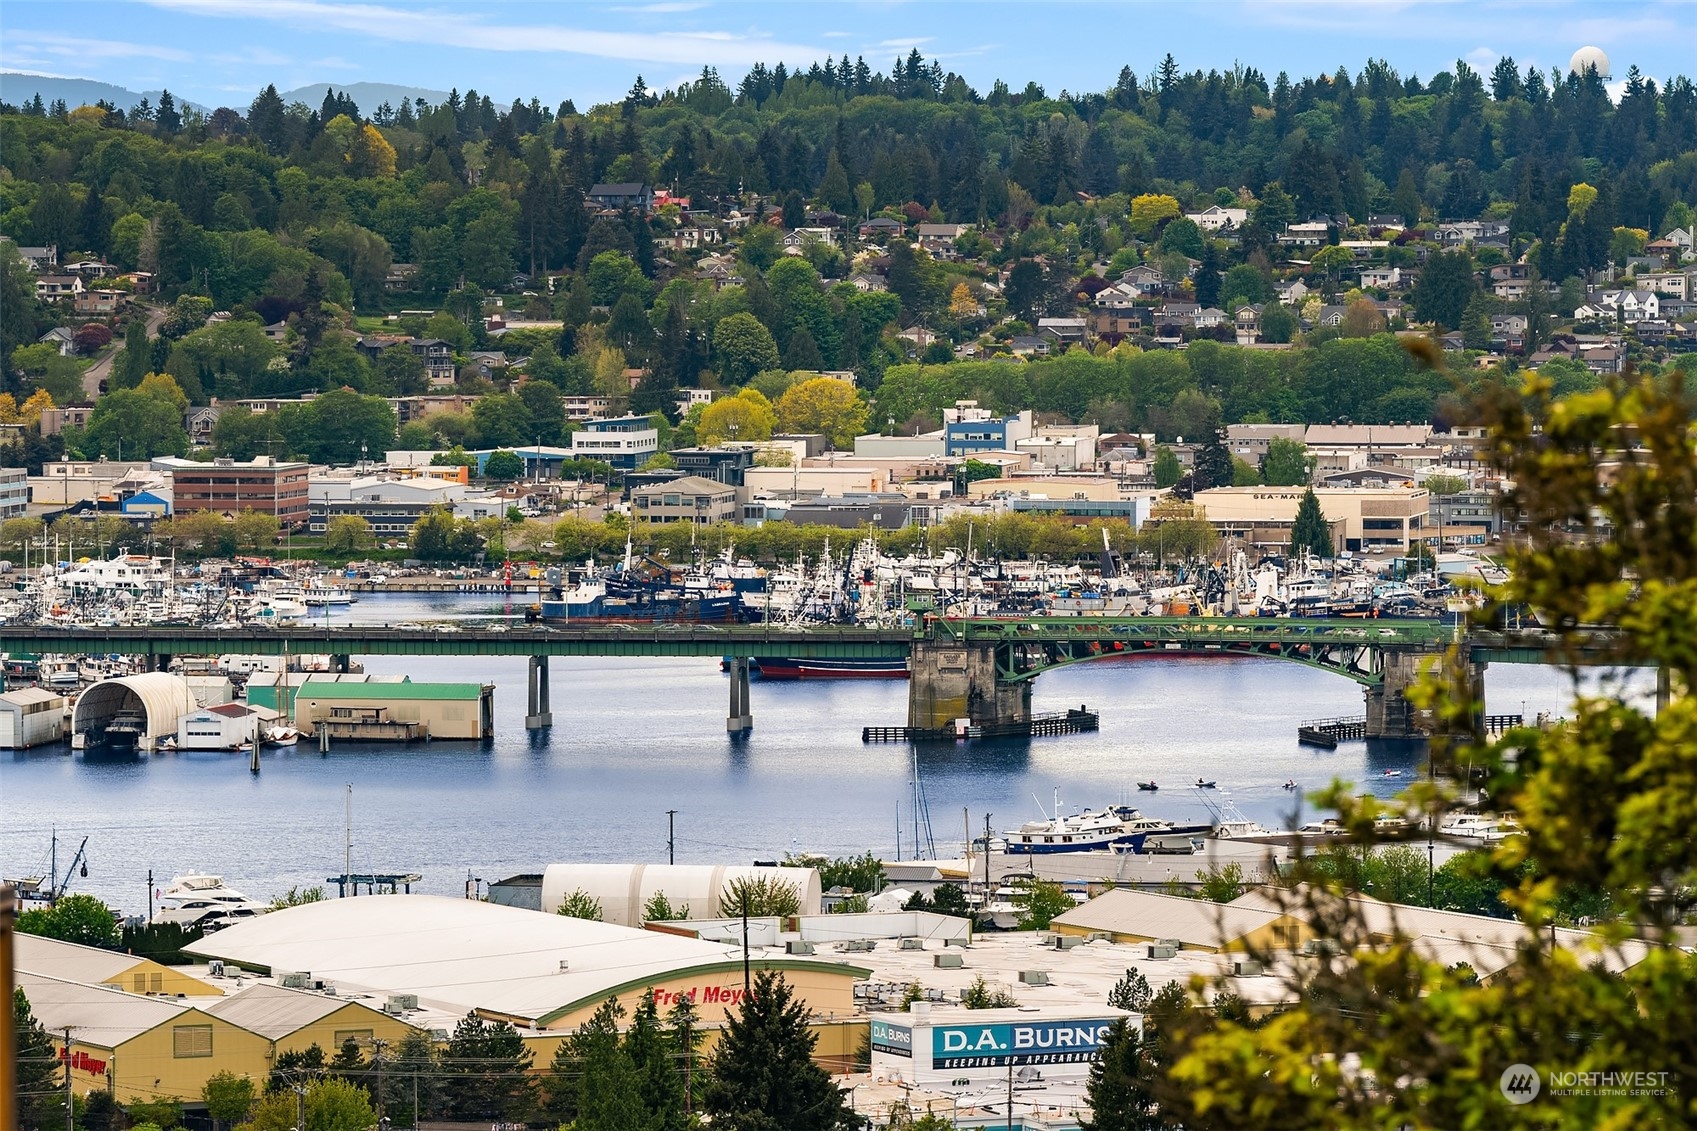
[263, 641, 301, 747]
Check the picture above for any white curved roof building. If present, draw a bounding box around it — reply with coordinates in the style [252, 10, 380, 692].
[185, 894, 865, 1030]
[72, 673, 197, 751]
[540, 863, 822, 927]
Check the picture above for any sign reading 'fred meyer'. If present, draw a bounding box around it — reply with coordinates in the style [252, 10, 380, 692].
[930, 1019, 1118, 1069]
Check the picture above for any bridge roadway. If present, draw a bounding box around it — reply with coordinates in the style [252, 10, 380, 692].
[0, 617, 1573, 736]
[0, 616, 1456, 663]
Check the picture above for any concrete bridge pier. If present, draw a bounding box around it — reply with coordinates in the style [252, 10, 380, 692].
[525, 655, 552, 729]
[726, 657, 753, 734]
[908, 641, 1031, 731]
[1365, 648, 1481, 739]
[331, 654, 352, 674]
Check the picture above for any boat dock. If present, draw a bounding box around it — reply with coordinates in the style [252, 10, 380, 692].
[863, 706, 1099, 744]
[1299, 712, 1525, 748]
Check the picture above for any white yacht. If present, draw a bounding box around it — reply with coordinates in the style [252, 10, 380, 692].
[1439, 813, 1503, 839]
[302, 579, 355, 606]
[153, 874, 272, 929]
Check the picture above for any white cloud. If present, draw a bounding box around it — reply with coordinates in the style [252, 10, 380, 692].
[1, 30, 192, 63]
[141, 0, 826, 66]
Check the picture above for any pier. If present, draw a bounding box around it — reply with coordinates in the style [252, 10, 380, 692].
[862, 706, 1099, 744]
[1300, 712, 1526, 748]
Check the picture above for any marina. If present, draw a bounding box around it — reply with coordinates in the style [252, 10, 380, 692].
[1, 586, 1602, 919]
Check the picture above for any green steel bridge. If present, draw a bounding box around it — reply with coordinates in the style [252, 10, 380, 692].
[0, 617, 1577, 737]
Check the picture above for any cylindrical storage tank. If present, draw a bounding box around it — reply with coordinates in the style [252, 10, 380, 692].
[540, 863, 821, 927]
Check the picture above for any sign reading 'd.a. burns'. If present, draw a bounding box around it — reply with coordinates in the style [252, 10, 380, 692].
[871, 1019, 912, 1057]
[931, 1019, 1118, 1069]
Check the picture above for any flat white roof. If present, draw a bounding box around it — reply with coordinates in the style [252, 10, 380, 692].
[185, 894, 857, 1025]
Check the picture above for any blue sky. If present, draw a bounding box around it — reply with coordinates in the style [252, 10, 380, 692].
[3, 0, 1693, 110]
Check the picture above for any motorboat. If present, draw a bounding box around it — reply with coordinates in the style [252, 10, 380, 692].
[1439, 813, 1502, 839]
[153, 874, 272, 928]
[1195, 779, 1218, 789]
[1004, 806, 1129, 854]
[302, 580, 356, 606]
[1136, 780, 1159, 792]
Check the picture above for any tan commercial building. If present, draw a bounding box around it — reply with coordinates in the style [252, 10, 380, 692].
[630, 474, 739, 524]
[258, 676, 496, 741]
[16, 933, 221, 998]
[160, 456, 310, 528]
[1194, 485, 1429, 553]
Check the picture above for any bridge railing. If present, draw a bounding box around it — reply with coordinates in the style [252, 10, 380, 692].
[927, 615, 1453, 647]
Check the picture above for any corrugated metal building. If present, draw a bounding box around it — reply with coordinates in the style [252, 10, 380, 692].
[0, 687, 68, 748]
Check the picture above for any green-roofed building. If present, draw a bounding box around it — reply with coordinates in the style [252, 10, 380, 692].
[249, 674, 495, 741]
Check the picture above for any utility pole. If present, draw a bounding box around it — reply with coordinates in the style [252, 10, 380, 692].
[741, 887, 751, 997]
[666, 809, 677, 865]
[372, 1038, 388, 1128]
[147, 869, 154, 924]
[295, 1082, 307, 1131]
[1, 884, 16, 1131]
[64, 1027, 74, 1131]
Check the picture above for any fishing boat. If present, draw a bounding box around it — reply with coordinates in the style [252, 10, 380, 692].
[302, 580, 356, 606]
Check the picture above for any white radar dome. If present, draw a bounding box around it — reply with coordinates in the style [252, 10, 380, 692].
[1568, 46, 1611, 79]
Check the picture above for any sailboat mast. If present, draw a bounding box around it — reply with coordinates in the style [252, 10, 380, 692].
[344, 784, 352, 897]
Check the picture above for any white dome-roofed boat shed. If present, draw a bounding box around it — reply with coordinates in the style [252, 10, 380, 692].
[541, 863, 822, 927]
[73, 673, 198, 752]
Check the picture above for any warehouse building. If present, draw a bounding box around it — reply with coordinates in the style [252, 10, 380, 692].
[200, 980, 422, 1058]
[0, 687, 69, 748]
[535, 863, 823, 926]
[17, 971, 271, 1106]
[16, 933, 221, 998]
[186, 895, 870, 1062]
[248, 675, 494, 740]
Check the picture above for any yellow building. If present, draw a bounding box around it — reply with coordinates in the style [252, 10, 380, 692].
[20, 972, 272, 1106]
[202, 982, 422, 1058]
[16, 933, 221, 998]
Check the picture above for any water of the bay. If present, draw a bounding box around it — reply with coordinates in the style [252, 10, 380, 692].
[0, 592, 1640, 915]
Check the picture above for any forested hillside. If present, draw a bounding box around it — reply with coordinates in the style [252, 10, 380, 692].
[2, 50, 1694, 459]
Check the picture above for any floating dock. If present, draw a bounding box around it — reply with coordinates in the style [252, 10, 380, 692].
[863, 706, 1099, 743]
[1298, 712, 1524, 747]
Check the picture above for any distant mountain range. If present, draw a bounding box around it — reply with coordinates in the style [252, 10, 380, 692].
[0, 74, 453, 117]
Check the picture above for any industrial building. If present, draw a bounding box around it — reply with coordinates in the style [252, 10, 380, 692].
[0, 687, 69, 748]
[185, 895, 869, 1038]
[532, 863, 823, 926]
[1193, 485, 1430, 553]
[17, 971, 270, 1106]
[248, 674, 494, 740]
[71, 673, 198, 753]
[16, 933, 221, 999]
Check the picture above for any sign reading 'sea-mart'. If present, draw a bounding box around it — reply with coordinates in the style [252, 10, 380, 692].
[930, 1019, 1118, 1069]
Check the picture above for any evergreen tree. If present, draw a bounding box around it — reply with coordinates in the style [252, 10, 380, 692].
[330, 1035, 368, 1095]
[384, 1027, 442, 1125]
[1192, 427, 1234, 491]
[667, 993, 705, 1116]
[578, 1000, 646, 1131]
[13, 989, 63, 1131]
[1193, 242, 1222, 309]
[1108, 967, 1154, 1012]
[441, 1012, 534, 1122]
[268, 1042, 327, 1092]
[1290, 487, 1334, 559]
[1081, 1018, 1165, 1131]
[541, 997, 620, 1125]
[625, 994, 687, 1130]
[704, 970, 855, 1131]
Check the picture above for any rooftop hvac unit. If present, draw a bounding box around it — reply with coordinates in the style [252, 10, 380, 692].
[1302, 938, 1341, 956]
[840, 939, 876, 952]
[944, 937, 971, 948]
[898, 938, 925, 951]
[280, 972, 311, 989]
[208, 961, 226, 977]
[1233, 960, 1265, 977]
[1051, 935, 1082, 950]
[558, 960, 571, 972]
[785, 940, 815, 955]
[387, 994, 418, 1012]
[1146, 945, 1178, 960]
[384, 1001, 405, 1015]
[934, 953, 964, 969]
[1086, 932, 1112, 943]
[320, 985, 336, 996]
[1158, 938, 1183, 949]
[1018, 970, 1050, 986]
